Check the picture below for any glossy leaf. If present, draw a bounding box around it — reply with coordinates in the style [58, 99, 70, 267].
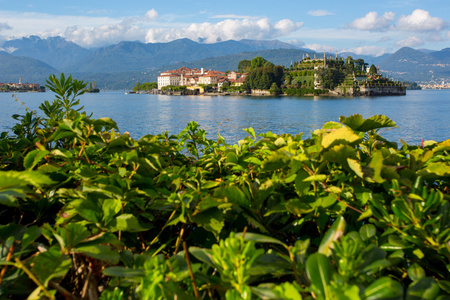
[406, 277, 440, 300]
[363, 277, 403, 300]
[318, 216, 346, 256]
[305, 253, 333, 299]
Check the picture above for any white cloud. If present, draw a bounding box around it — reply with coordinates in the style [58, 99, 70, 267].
[397, 9, 445, 32]
[0, 11, 118, 39]
[447, 31, 450, 40]
[304, 43, 338, 53]
[211, 14, 260, 20]
[145, 18, 303, 43]
[145, 9, 158, 21]
[288, 39, 305, 47]
[308, 10, 333, 17]
[63, 18, 146, 47]
[0, 46, 17, 53]
[340, 45, 390, 57]
[348, 11, 395, 32]
[396, 36, 424, 48]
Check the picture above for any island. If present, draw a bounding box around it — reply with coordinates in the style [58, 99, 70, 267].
[83, 81, 100, 93]
[153, 54, 406, 96]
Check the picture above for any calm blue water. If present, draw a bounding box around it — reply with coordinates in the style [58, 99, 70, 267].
[1, 90, 449, 145]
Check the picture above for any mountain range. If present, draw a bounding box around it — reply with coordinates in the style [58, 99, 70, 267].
[1, 36, 449, 89]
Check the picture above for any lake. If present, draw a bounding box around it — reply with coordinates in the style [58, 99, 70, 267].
[1, 90, 449, 145]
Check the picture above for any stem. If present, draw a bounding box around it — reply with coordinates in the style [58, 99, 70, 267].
[14, 257, 55, 300]
[49, 281, 81, 300]
[0, 243, 14, 285]
[183, 242, 200, 299]
[149, 208, 178, 247]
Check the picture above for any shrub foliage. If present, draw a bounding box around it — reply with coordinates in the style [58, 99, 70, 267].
[0, 75, 449, 299]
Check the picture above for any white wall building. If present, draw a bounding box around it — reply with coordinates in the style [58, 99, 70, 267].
[157, 75, 181, 90]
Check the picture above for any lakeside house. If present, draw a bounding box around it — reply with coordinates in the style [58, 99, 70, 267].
[157, 67, 245, 92]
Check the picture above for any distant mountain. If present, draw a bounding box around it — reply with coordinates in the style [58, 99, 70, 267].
[68, 48, 315, 90]
[1, 36, 450, 88]
[0, 51, 59, 84]
[63, 38, 300, 73]
[238, 39, 298, 50]
[378, 47, 450, 82]
[338, 52, 390, 66]
[428, 48, 450, 63]
[417, 49, 436, 54]
[2, 36, 91, 70]
[156, 48, 315, 74]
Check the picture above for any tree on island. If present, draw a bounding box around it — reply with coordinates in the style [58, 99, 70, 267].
[369, 64, 378, 75]
[133, 81, 157, 92]
[237, 60, 251, 73]
[250, 56, 274, 70]
[243, 63, 284, 90]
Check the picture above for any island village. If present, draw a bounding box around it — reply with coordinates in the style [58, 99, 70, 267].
[152, 53, 406, 97]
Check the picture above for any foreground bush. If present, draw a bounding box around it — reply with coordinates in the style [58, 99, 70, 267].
[0, 74, 449, 299]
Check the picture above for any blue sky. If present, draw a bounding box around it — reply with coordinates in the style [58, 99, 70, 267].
[0, 0, 449, 55]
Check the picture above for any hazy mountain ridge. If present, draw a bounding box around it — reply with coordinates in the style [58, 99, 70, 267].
[379, 47, 450, 82]
[0, 51, 58, 84]
[1, 36, 449, 88]
[3, 35, 91, 70]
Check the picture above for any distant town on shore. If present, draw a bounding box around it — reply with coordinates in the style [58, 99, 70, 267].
[0, 78, 45, 92]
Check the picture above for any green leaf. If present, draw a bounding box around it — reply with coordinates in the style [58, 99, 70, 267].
[303, 174, 327, 182]
[214, 186, 248, 207]
[243, 127, 256, 138]
[305, 253, 333, 299]
[294, 170, 310, 196]
[272, 282, 302, 300]
[321, 126, 361, 149]
[23, 149, 49, 170]
[0, 171, 54, 207]
[340, 114, 396, 132]
[348, 158, 364, 178]
[109, 214, 146, 232]
[188, 247, 215, 268]
[235, 232, 287, 247]
[102, 198, 122, 225]
[262, 149, 292, 171]
[392, 199, 414, 222]
[0, 170, 55, 188]
[406, 277, 440, 300]
[359, 224, 377, 242]
[249, 254, 292, 276]
[20, 226, 41, 252]
[408, 263, 426, 282]
[318, 216, 346, 256]
[438, 280, 450, 294]
[363, 151, 384, 183]
[75, 244, 120, 264]
[363, 277, 403, 300]
[103, 266, 145, 278]
[58, 222, 91, 249]
[226, 152, 239, 164]
[71, 199, 102, 223]
[324, 144, 357, 164]
[191, 208, 224, 238]
[33, 246, 71, 286]
[418, 162, 450, 178]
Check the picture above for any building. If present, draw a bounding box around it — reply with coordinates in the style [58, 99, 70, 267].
[157, 67, 227, 91]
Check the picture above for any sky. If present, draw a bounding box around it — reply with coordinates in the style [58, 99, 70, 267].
[0, 0, 449, 56]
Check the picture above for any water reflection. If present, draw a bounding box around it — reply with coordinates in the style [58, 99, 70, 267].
[0, 90, 448, 145]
